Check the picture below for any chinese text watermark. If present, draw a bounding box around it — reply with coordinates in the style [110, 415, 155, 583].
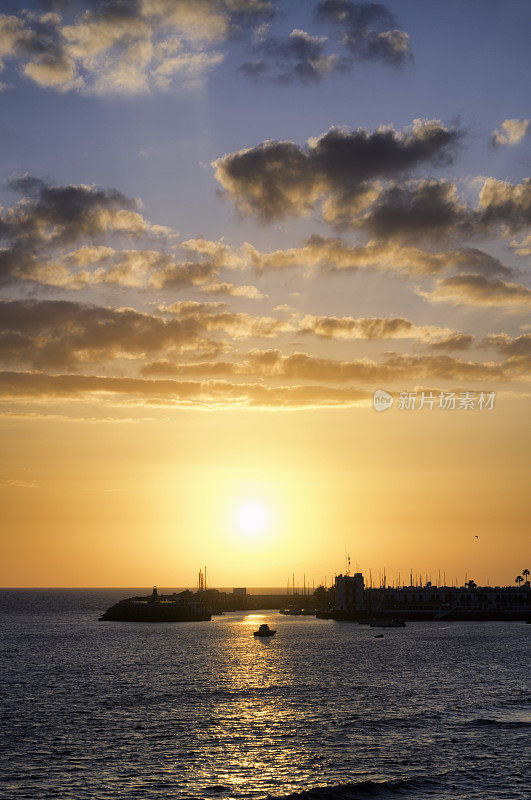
[373, 390, 496, 412]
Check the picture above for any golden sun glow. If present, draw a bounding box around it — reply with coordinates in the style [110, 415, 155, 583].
[236, 502, 269, 537]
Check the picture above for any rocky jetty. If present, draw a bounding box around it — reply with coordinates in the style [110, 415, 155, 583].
[99, 587, 211, 622]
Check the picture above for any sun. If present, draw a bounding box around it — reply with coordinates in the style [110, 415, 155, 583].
[236, 502, 269, 536]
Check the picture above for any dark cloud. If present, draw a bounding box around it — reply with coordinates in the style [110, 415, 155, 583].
[238, 59, 268, 79]
[0, 175, 154, 286]
[240, 27, 346, 85]
[237, 1, 411, 85]
[354, 177, 531, 241]
[0, 177, 236, 290]
[213, 119, 461, 221]
[215, 121, 527, 239]
[4, 175, 138, 244]
[0, 298, 292, 370]
[316, 0, 412, 66]
[356, 180, 470, 241]
[0, 298, 211, 368]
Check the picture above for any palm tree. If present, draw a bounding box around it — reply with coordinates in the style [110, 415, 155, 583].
[523, 568, 530, 586]
[515, 575, 524, 587]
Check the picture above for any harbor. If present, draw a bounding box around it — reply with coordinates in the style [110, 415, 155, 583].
[99, 568, 531, 623]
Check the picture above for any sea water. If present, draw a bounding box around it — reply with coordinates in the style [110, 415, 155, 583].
[0, 590, 529, 799]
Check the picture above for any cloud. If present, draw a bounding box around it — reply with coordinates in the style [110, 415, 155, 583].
[14, 249, 222, 291]
[0, 1, 275, 95]
[0, 298, 296, 370]
[510, 234, 531, 257]
[0, 175, 518, 299]
[359, 29, 412, 66]
[419, 274, 531, 308]
[491, 118, 530, 147]
[213, 119, 461, 221]
[148, 259, 220, 289]
[428, 333, 475, 351]
[245, 235, 512, 277]
[0, 175, 170, 287]
[0, 11, 78, 90]
[316, 0, 397, 29]
[239, 59, 268, 79]
[0, 298, 216, 368]
[160, 300, 293, 337]
[2, 292, 516, 410]
[0, 179, 242, 290]
[316, 0, 413, 66]
[2, 346, 525, 410]
[240, 27, 345, 85]
[2, 175, 144, 244]
[198, 282, 267, 299]
[0, 369, 371, 410]
[143, 347, 512, 384]
[354, 177, 531, 241]
[0, 477, 37, 488]
[0, 176, 159, 286]
[478, 178, 531, 233]
[482, 333, 531, 357]
[354, 180, 470, 241]
[298, 314, 455, 343]
[237, 1, 412, 85]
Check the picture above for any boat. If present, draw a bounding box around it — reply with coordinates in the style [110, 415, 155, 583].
[253, 623, 276, 637]
[370, 618, 406, 628]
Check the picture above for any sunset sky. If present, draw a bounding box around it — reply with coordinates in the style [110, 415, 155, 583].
[0, 0, 529, 588]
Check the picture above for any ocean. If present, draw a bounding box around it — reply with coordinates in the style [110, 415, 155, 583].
[0, 590, 529, 800]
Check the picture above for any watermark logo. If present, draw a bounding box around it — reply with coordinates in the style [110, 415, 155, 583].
[372, 390, 496, 412]
[397, 390, 496, 411]
[373, 389, 394, 412]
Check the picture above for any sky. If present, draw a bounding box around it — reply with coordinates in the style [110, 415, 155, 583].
[0, 0, 529, 588]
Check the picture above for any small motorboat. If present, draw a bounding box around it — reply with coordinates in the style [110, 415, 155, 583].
[254, 623, 276, 637]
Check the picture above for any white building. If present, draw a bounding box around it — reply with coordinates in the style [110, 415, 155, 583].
[335, 573, 365, 611]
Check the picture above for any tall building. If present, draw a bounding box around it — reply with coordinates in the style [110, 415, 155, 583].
[335, 573, 365, 611]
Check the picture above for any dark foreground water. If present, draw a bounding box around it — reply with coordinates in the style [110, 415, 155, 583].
[0, 590, 529, 800]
